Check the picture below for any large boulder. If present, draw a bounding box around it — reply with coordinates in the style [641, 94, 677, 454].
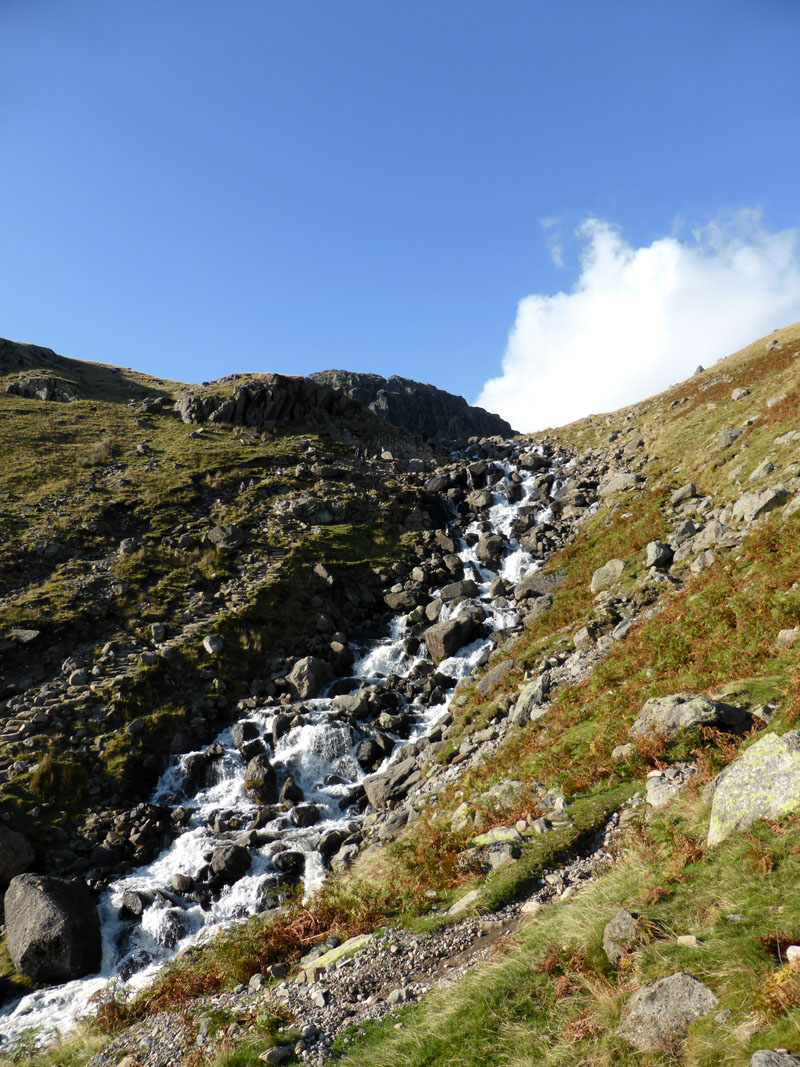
[513, 568, 567, 602]
[708, 732, 800, 846]
[210, 845, 252, 886]
[5, 874, 101, 982]
[617, 972, 717, 1051]
[0, 827, 35, 883]
[732, 486, 790, 525]
[475, 533, 504, 568]
[206, 524, 245, 549]
[245, 753, 278, 804]
[364, 757, 422, 809]
[599, 471, 640, 497]
[5, 375, 82, 403]
[286, 656, 331, 699]
[424, 617, 481, 663]
[512, 672, 551, 724]
[440, 579, 480, 602]
[590, 558, 625, 593]
[629, 692, 751, 743]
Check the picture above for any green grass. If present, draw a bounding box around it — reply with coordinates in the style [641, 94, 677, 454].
[332, 792, 800, 1067]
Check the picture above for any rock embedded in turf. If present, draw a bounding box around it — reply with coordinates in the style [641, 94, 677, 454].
[617, 972, 718, 1051]
[629, 692, 751, 743]
[708, 731, 800, 846]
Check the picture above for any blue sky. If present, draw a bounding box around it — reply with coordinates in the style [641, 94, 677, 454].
[2, 1, 800, 429]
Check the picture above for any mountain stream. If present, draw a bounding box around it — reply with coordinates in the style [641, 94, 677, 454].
[0, 445, 561, 1048]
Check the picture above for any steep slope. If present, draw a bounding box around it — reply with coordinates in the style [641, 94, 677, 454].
[3, 324, 800, 1067]
[309, 369, 516, 441]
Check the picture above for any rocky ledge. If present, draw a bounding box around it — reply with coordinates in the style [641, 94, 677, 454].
[309, 369, 516, 442]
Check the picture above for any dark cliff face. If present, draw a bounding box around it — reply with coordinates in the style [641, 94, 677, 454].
[309, 370, 516, 442]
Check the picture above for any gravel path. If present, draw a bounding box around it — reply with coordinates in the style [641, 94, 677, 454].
[87, 811, 625, 1067]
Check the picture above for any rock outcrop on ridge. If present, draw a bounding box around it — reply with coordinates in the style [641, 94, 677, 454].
[309, 369, 516, 441]
[174, 374, 362, 429]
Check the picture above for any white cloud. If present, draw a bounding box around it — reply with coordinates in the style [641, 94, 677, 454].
[477, 210, 800, 432]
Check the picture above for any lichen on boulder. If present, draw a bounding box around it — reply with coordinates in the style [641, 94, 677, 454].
[708, 731, 800, 846]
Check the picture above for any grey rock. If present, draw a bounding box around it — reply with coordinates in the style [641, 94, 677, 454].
[5, 874, 101, 982]
[287, 656, 331, 699]
[280, 774, 305, 804]
[515, 672, 551, 722]
[272, 850, 306, 878]
[308, 370, 515, 441]
[599, 471, 640, 496]
[603, 908, 642, 965]
[176, 373, 361, 429]
[750, 458, 776, 482]
[523, 594, 554, 625]
[202, 635, 224, 655]
[617, 972, 718, 1051]
[671, 483, 697, 505]
[5, 374, 82, 403]
[690, 549, 717, 575]
[776, 629, 800, 650]
[513, 568, 567, 601]
[519, 451, 550, 471]
[245, 753, 278, 804]
[749, 1053, 800, 1067]
[206, 524, 245, 549]
[289, 803, 321, 828]
[232, 721, 261, 749]
[590, 558, 625, 593]
[261, 1043, 296, 1064]
[477, 659, 515, 698]
[732, 486, 790, 524]
[692, 520, 735, 551]
[708, 732, 800, 845]
[645, 540, 673, 569]
[630, 692, 750, 742]
[476, 533, 504, 567]
[718, 427, 743, 449]
[573, 625, 595, 650]
[440, 578, 480, 602]
[424, 617, 481, 663]
[119, 888, 154, 920]
[211, 844, 252, 885]
[671, 517, 698, 547]
[364, 757, 421, 809]
[384, 587, 424, 613]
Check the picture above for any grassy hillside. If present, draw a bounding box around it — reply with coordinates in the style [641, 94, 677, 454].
[0, 347, 435, 878]
[4, 324, 800, 1067]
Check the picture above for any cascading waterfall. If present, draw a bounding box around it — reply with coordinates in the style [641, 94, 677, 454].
[0, 443, 560, 1048]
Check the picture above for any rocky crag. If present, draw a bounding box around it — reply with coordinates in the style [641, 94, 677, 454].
[2, 325, 800, 1067]
[309, 369, 516, 441]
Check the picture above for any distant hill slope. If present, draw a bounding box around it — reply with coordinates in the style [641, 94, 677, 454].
[310, 368, 516, 441]
[0, 337, 183, 405]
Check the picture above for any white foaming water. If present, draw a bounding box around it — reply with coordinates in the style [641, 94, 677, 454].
[0, 444, 556, 1049]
